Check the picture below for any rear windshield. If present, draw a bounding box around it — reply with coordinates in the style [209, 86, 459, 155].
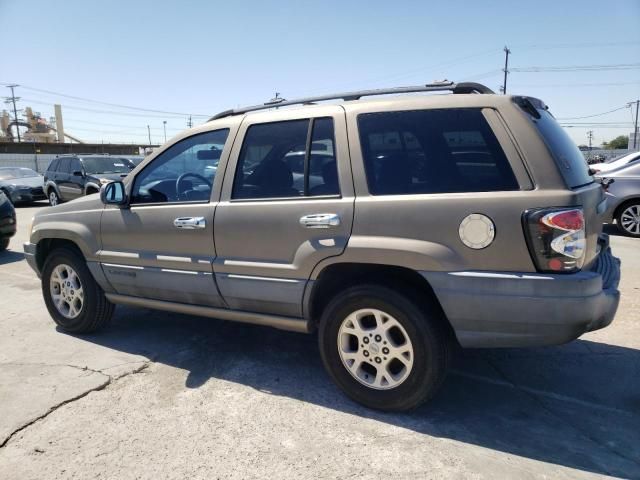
[531, 108, 593, 188]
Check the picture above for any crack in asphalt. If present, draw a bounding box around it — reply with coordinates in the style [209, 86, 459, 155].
[482, 357, 640, 474]
[0, 361, 150, 449]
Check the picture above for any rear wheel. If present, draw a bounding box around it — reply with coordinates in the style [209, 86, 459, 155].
[48, 189, 60, 206]
[616, 201, 640, 237]
[0, 238, 9, 251]
[42, 247, 114, 332]
[319, 285, 451, 411]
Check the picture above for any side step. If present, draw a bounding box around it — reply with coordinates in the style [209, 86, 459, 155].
[105, 293, 311, 333]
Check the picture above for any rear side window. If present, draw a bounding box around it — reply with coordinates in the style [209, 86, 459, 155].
[47, 159, 60, 172]
[233, 118, 339, 199]
[531, 109, 593, 188]
[57, 158, 71, 173]
[358, 109, 519, 195]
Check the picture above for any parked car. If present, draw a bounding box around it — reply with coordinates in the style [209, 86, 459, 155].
[0, 190, 16, 251]
[597, 161, 640, 237]
[590, 151, 640, 173]
[0, 167, 46, 204]
[43, 154, 133, 206]
[24, 82, 621, 411]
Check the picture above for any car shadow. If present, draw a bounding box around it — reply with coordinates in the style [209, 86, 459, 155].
[13, 201, 49, 209]
[64, 306, 640, 478]
[0, 249, 24, 265]
[603, 223, 627, 238]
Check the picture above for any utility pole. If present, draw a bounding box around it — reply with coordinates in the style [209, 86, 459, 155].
[163, 120, 167, 143]
[500, 46, 511, 94]
[147, 125, 152, 146]
[187, 115, 193, 128]
[633, 100, 639, 150]
[587, 130, 594, 151]
[6, 84, 21, 142]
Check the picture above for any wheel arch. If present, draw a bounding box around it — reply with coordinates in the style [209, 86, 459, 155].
[305, 262, 456, 342]
[613, 196, 640, 221]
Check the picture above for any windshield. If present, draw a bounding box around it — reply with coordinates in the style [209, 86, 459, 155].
[0, 168, 40, 180]
[605, 152, 640, 168]
[82, 157, 132, 174]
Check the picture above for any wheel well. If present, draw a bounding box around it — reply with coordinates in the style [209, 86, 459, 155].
[36, 238, 83, 272]
[309, 263, 454, 337]
[613, 198, 640, 221]
[86, 186, 99, 194]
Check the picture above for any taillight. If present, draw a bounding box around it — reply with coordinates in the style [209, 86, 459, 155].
[523, 208, 586, 273]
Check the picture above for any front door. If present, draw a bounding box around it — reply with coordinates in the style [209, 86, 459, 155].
[99, 129, 232, 307]
[214, 107, 354, 317]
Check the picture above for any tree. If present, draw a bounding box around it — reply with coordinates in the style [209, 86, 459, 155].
[602, 135, 629, 150]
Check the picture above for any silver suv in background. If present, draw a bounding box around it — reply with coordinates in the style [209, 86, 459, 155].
[23, 82, 621, 411]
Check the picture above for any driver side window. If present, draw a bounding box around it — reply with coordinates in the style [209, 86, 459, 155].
[131, 129, 229, 204]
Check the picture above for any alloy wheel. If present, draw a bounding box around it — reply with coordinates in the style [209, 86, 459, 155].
[620, 204, 640, 235]
[337, 308, 414, 390]
[49, 264, 84, 319]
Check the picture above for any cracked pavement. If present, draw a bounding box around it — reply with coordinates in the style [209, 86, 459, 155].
[0, 203, 638, 479]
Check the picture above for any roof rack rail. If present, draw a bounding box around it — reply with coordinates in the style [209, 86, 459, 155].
[55, 153, 111, 157]
[209, 81, 494, 121]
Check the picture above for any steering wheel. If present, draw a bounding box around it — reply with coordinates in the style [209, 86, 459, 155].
[176, 173, 212, 201]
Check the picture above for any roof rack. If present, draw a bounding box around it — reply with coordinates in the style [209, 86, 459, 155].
[209, 81, 494, 121]
[56, 153, 111, 157]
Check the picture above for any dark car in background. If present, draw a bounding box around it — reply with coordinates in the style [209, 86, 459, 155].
[0, 167, 46, 204]
[44, 154, 134, 206]
[0, 191, 16, 251]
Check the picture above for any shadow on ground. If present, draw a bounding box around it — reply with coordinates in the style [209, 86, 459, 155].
[0, 250, 24, 265]
[63, 306, 640, 478]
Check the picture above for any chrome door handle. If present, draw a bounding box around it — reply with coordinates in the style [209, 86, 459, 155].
[299, 213, 341, 229]
[174, 217, 206, 229]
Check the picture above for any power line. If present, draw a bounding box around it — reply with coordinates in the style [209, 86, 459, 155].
[556, 105, 630, 120]
[16, 97, 205, 119]
[0, 82, 210, 117]
[516, 40, 640, 50]
[511, 63, 640, 72]
[511, 80, 640, 88]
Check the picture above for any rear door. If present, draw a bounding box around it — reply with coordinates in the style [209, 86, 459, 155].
[214, 106, 354, 317]
[55, 157, 73, 200]
[66, 157, 85, 200]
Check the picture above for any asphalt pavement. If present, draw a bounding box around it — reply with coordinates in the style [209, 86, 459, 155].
[0, 202, 638, 479]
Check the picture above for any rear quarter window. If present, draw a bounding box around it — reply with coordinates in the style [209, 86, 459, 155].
[358, 108, 519, 195]
[47, 159, 59, 172]
[529, 107, 593, 188]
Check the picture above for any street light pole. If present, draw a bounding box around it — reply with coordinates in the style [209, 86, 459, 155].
[147, 125, 152, 146]
[163, 120, 167, 143]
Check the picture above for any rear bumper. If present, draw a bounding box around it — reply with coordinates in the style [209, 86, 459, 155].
[422, 236, 621, 348]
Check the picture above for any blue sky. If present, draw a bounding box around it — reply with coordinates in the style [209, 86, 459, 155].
[1, 0, 639, 146]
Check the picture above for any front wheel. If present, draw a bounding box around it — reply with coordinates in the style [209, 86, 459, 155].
[0, 238, 9, 251]
[616, 202, 640, 237]
[318, 285, 451, 411]
[42, 247, 114, 333]
[48, 189, 60, 206]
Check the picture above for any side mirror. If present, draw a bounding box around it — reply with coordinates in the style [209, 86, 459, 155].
[72, 170, 84, 177]
[100, 181, 128, 206]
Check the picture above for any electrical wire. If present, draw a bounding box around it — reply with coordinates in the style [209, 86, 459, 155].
[511, 63, 640, 72]
[0, 82, 209, 117]
[556, 105, 631, 120]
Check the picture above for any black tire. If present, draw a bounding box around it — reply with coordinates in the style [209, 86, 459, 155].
[615, 201, 640, 238]
[48, 189, 60, 206]
[42, 247, 114, 333]
[318, 284, 451, 411]
[0, 238, 9, 251]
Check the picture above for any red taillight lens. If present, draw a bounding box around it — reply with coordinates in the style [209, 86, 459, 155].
[541, 209, 584, 231]
[523, 208, 586, 273]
